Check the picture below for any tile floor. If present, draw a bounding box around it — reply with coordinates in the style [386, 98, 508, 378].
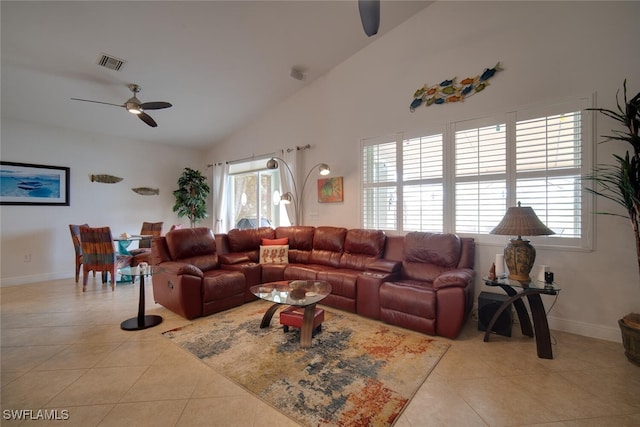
[1, 277, 640, 426]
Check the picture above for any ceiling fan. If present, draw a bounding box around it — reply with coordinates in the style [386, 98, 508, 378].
[71, 84, 172, 128]
[358, 0, 380, 37]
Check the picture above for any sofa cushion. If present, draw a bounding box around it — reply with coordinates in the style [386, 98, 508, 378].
[309, 226, 347, 268]
[228, 227, 275, 252]
[259, 245, 289, 264]
[340, 229, 385, 270]
[404, 232, 461, 267]
[165, 228, 219, 272]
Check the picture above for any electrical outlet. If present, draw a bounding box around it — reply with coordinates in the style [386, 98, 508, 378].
[24, 253, 31, 263]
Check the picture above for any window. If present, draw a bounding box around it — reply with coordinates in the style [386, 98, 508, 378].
[228, 158, 285, 229]
[360, 97, 593, 249]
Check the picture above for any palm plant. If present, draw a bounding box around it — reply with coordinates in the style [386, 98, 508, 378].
[585, 80, 640, 364]
[173, 167, 210, 228]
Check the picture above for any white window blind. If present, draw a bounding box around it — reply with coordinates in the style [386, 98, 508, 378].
[362, 136, 398, 230]
[514, 111, 583, 238]
[403, 134, 444, 232]
[360, 96, 592, 249]
[454, 123, 507, 234]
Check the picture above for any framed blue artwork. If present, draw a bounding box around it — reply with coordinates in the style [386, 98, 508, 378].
[0, 161, 70, 206]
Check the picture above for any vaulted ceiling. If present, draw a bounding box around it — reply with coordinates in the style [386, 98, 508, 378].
[1, 1, 431, 149]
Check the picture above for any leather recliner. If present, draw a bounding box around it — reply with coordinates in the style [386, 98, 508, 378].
[151, 227, 246, 320]
[378, 232, 475, 339]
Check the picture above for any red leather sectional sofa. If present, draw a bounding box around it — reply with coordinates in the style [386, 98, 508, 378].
[151, 226, 475, 338]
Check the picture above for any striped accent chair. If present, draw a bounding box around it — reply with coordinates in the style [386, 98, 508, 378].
[69, 224, 88, 283]
[130, 221, 163, 266]
[79, 226, 132, 292]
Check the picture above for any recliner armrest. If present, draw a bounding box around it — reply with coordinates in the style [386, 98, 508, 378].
[366, 258, 401, 274]
[219, 253, 251, 265]
[433, 268, 475, 290]
[158, 261, 204, 278]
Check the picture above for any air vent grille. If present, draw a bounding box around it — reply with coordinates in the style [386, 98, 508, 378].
[97, 53, 126, 71]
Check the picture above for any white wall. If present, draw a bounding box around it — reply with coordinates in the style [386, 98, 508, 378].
[0, 119, 208, 286]
[208, 1, 640, 342]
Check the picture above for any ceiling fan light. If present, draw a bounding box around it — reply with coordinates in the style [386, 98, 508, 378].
[126, 96, 143, 114]
[127, 104, 142, 114]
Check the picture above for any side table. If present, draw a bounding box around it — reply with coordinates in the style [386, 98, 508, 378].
[482, 276, 560, 359]
[118, 265, 164, 331]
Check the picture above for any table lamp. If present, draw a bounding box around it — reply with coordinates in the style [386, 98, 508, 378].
[490, 202, 555, 283]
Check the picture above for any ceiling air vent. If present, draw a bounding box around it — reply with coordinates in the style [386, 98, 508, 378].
[97, 53, 126, 71]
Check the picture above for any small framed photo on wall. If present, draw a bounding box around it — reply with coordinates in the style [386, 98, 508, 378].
[317, 176, 343, 203]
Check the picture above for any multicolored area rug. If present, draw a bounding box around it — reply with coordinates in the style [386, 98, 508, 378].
[162, 300, 449, 426]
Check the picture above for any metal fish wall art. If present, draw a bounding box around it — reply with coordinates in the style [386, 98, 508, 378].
[410, 62, 503, 112]
[90, 174, 123, 184]
[132, 187, 159, 196]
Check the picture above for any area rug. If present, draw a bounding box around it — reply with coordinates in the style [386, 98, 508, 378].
[162, 301, 449, 426]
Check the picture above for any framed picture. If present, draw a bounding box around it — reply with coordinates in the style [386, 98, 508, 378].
[317, 176, 343, 203]
[0, 161, 70, 206]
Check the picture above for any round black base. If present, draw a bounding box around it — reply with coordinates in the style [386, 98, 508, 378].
[121, 315, 163, 331]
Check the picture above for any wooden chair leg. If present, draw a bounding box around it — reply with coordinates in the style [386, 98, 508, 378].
[82, 267, 89, 292]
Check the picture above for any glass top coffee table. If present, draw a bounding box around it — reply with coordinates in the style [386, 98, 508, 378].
[250, 280, 331, 348]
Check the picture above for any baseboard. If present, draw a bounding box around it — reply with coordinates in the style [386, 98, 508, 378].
[548, 315, 621, 343]
[0, 272, 70, 287]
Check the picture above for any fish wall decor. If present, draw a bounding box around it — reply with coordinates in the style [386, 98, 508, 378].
[132, 187, 159, 196]
[410, 62, 503, 112]
[90, 174, 123, 184]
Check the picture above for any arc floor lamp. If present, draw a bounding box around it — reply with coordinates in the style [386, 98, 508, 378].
[266, 157, 330, 225]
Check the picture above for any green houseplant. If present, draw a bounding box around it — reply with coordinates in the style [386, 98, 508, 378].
[173, 167, 211, 228]
[586, 80, 640, 365]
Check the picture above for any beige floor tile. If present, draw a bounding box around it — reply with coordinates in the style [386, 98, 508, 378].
[1, 279, 637, 427]
[190, 368, 248, 398]
[120, 364, 200, 402]
[1, 344, 66, 373]
[399, 378, 488, 426]
[33, 343, 121, 371]
[96, 400, 187, 427]
[1, 369, 87, 408]
[175, 396, 260, 427]
[46, 366, 148, 407]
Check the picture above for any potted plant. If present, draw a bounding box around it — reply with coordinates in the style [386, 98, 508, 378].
[586, 80, 640, 365]
[173, 167, 210, 228]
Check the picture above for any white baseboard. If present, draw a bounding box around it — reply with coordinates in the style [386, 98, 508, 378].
[548, 315, 621, 343]
[0, 272, 71, 287]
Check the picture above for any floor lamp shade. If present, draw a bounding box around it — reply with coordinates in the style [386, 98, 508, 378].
[490, 202, 554, 283]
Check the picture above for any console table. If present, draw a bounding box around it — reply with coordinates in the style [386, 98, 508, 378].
[482, 277, 560, 359]
[118, 265, 164, 331]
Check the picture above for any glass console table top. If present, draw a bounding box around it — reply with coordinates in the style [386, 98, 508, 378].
[483, 276, 560, 294]
[250, 280, 332, 306]
[118, 265, 163, 277]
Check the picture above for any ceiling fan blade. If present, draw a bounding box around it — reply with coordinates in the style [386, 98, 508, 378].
[138, 112, 158, 127]
[358, 0, 380, 37]
[140, 101, 172, 110]
[70, 98, 124, 108]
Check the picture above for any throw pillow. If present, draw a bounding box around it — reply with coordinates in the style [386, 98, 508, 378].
[261, 237, 289, 246]
[259, 245, 289, 264]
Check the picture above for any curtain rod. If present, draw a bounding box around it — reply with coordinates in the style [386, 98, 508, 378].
[226, 150, 285, 165]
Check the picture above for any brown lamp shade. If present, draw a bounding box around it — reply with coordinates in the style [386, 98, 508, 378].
[490, 203, 555, 238]
[490, 202, 554, 283]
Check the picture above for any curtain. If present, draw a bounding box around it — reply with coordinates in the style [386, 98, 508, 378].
[212, 162, 229, 233]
